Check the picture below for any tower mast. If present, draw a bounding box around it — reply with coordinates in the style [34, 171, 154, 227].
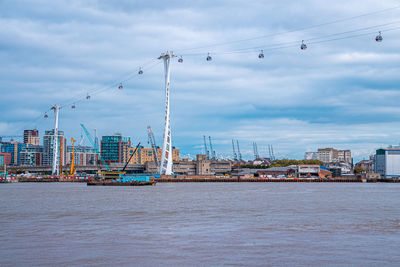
[51, 105, 60, 175]
[158, 51, 175, 175]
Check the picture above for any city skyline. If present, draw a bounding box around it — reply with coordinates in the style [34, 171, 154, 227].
[1, 1, 400, 162]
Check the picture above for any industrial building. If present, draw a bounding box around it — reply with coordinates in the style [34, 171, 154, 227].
[100, 134, 131, 164]
[375, 146, 400, 177]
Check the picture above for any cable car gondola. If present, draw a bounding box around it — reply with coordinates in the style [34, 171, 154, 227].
[258, 50, 264, 59]
[118, 83, 123, 90]
[178, 56, 183, 63]
[206, 53, 212, 61]
[71, 103, 76, 109]
[375, 31, 383, 42]
[301, 40, 307, 50]
[44, 113, 48, 118]
[138, 68, 143, 75]
[86, 93, 90, 100]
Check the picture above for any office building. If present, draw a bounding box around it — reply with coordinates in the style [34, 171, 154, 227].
[0, 142, 28, 166]
[128, 146, 180, 164]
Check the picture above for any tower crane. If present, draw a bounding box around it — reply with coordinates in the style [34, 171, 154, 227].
[80, 123, 111, 171]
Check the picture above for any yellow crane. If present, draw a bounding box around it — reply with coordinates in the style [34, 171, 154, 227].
[70, 137, 77, 176]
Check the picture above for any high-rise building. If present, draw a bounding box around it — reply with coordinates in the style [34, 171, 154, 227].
[101, 134, 131, 164]
[24, 129, 40, 146]
[375, 146, 400, 177]
[43, 130, 66, 166]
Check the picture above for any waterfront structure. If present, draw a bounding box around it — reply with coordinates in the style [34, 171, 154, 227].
[43, 130, 66, 167]
[128, 146, 180, 165]
[20, 146, 43, 166]
[159, 51, 174, 175]
[66, 145, 97, 166]
[355, 158, 374, 173]
[375, 146, 400, 177]
[23, 129, 40, 146]
[100, 134, 131, 164]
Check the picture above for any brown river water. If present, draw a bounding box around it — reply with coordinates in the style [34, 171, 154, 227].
[0, 183, 399, 266]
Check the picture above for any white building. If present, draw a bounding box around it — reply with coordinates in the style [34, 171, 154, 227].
[375, 146, 400, 177]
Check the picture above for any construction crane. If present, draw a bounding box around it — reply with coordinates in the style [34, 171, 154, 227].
[60, 140, 64, 177]
[208, 136, 216, 160]
[236, 140, 242, 161]
[232, 139, 238, 161]
[80, 123, 110, 171]
[147, 126, 159, 169]
[253, 142, 260, 160]
[70, 137, 77, 176]
[203, 135, 210, 159]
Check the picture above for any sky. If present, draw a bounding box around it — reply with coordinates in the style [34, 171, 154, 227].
[1, 0, 400, 162]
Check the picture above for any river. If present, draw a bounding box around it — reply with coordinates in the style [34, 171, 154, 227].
[0, 183, 399, 266]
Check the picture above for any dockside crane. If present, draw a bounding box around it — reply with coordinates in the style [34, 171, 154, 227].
[208, 136, 216, 160]
[253, 142, 260, 160]
[236, 140, 242, 161]
[232, 139, 238, 161]
[147, 126, 159, 169]
[203, 135, 210, 159]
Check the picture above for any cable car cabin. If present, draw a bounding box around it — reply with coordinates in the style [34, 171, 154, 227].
[118, 83, 123, 90]
[258, 50, 264, 59]
[138, 68, 143, 75]
[71, 104, 76, 109]
[44, 113, 48, 118]
[86, 94, 90, 99]
[301, 40, 307, 50]
[178, 57, 183, 63]
[376, 31, 383, 42]
[206, 53, 212, 61]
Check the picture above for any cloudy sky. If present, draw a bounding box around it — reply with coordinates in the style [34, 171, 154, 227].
[1, 0, 400, 161]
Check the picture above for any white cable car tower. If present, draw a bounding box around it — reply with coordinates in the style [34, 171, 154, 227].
[51, 105, 60, 175]
[158, 51, 175, 175]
